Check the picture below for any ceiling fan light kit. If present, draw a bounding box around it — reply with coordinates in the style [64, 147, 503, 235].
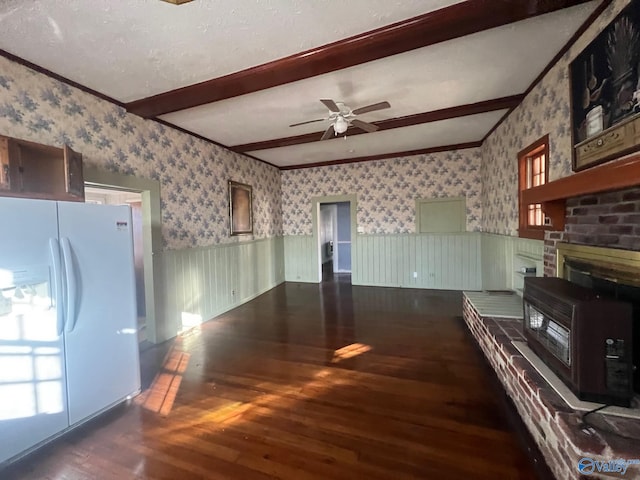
[334, 116, 349, 134]
[290, 99, 391, 140]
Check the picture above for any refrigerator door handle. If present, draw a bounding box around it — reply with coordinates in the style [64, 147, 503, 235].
[49, 237, 64, 336]
[61, 237, 78, 333]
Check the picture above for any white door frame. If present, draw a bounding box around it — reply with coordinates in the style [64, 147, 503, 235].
[311, 194, 357, 283]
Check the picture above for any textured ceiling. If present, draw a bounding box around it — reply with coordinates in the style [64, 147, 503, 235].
[0, 0, 601, 168]
[0, 0, 464, 102]
[160, 8, 594, 147]
[250, 110, 508, 166]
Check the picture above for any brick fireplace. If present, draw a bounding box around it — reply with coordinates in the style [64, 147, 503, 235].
[544, 185, 640, 277]
[464, 153, 640, 479]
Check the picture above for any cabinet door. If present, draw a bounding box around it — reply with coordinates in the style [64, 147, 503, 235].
[63, 145, 84, 200]
[0, 136, 11, 191]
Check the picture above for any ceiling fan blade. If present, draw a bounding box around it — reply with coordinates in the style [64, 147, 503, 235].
[351, 119, 379, 133]
[352, 101, 391, 116]
[320, 99, 340, 112]
[289, 118, 325, 127]
[320, 124, 335, 140]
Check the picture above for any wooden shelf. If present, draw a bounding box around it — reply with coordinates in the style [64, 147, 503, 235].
[521, 151, 640, 231]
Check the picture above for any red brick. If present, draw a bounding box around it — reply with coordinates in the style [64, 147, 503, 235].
[598, 191, 624, 204]
[595, 234, 620, 245]
[598, 214, 620, 224]
[621, 189, 640, 201]
[556, 412, 607, 454]
[611, 203, 636, 213]
[609, 225, 634, 235]
[546, 444, 567, 474]
[571, 207, 590, 215]
[578, 196, 598, 206]
[619, 236, 640, 250]
[621, 213, 640, 224]
[565, 233, 589, 244]
[518, 376, 534, 399]
[566, 223, 595, 234]
[576, 215, 600, 225]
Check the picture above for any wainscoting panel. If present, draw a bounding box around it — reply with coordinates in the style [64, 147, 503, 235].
[352, 233, 482, 290]
[480, 234, 544, 290]
[154, 236, 285, 342]
[284, 235, 318, 283]
[282, 232, 543, 293]
[481, 233, 514, 290]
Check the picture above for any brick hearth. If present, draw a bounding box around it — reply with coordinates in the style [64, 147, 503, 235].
[463, 295, 640, 480]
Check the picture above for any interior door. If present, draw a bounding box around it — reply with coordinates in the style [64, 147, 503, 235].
[57, 201, 140, 426]
[0, 197, 68, 464]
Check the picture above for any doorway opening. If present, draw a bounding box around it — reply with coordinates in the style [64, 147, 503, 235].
[85, 186, 147, 342]
[83, 166, 161, 346]
[314, 196, 356, 284]
[319, 202, 352, 282]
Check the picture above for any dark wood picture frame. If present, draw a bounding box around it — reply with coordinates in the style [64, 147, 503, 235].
[570, 0, 640, 171]
[229, 180, 253, 235]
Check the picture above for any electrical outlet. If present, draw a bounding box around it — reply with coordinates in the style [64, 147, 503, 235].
[231, 289, 236, 296]
[413, 271, 418, 278]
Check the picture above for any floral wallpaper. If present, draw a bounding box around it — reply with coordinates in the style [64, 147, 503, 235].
[482, 0, 631, 236]
[2, 0, 628, 247]
[0, 56, 282, 250]
[281, 148, 482, 236]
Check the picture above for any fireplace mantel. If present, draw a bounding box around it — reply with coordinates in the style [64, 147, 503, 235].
[522, 152, 640, 231]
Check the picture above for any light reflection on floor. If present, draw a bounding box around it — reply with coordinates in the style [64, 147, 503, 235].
[191, 345, 374, 429]
[135, 347, 190, 416]
[197, 367, 338, 427]
[136, 336, 372, 432]
[331, 343, 372, 363]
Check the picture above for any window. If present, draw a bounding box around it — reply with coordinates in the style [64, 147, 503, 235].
[518, 135, 549, 240]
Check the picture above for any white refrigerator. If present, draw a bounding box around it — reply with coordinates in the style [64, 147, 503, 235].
[0, 197, 141, 465]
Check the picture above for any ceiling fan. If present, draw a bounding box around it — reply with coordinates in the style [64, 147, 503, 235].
[289, 99, 391, 140]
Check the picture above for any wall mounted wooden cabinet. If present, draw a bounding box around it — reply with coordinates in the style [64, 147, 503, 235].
[0, 135, 84, 201]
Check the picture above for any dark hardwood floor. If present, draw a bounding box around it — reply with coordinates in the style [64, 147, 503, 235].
[3, 280, 540, 479]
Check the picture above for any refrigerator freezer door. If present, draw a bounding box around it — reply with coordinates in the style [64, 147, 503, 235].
[57, 202, 140, 426]
[0, 198, 68, 464]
